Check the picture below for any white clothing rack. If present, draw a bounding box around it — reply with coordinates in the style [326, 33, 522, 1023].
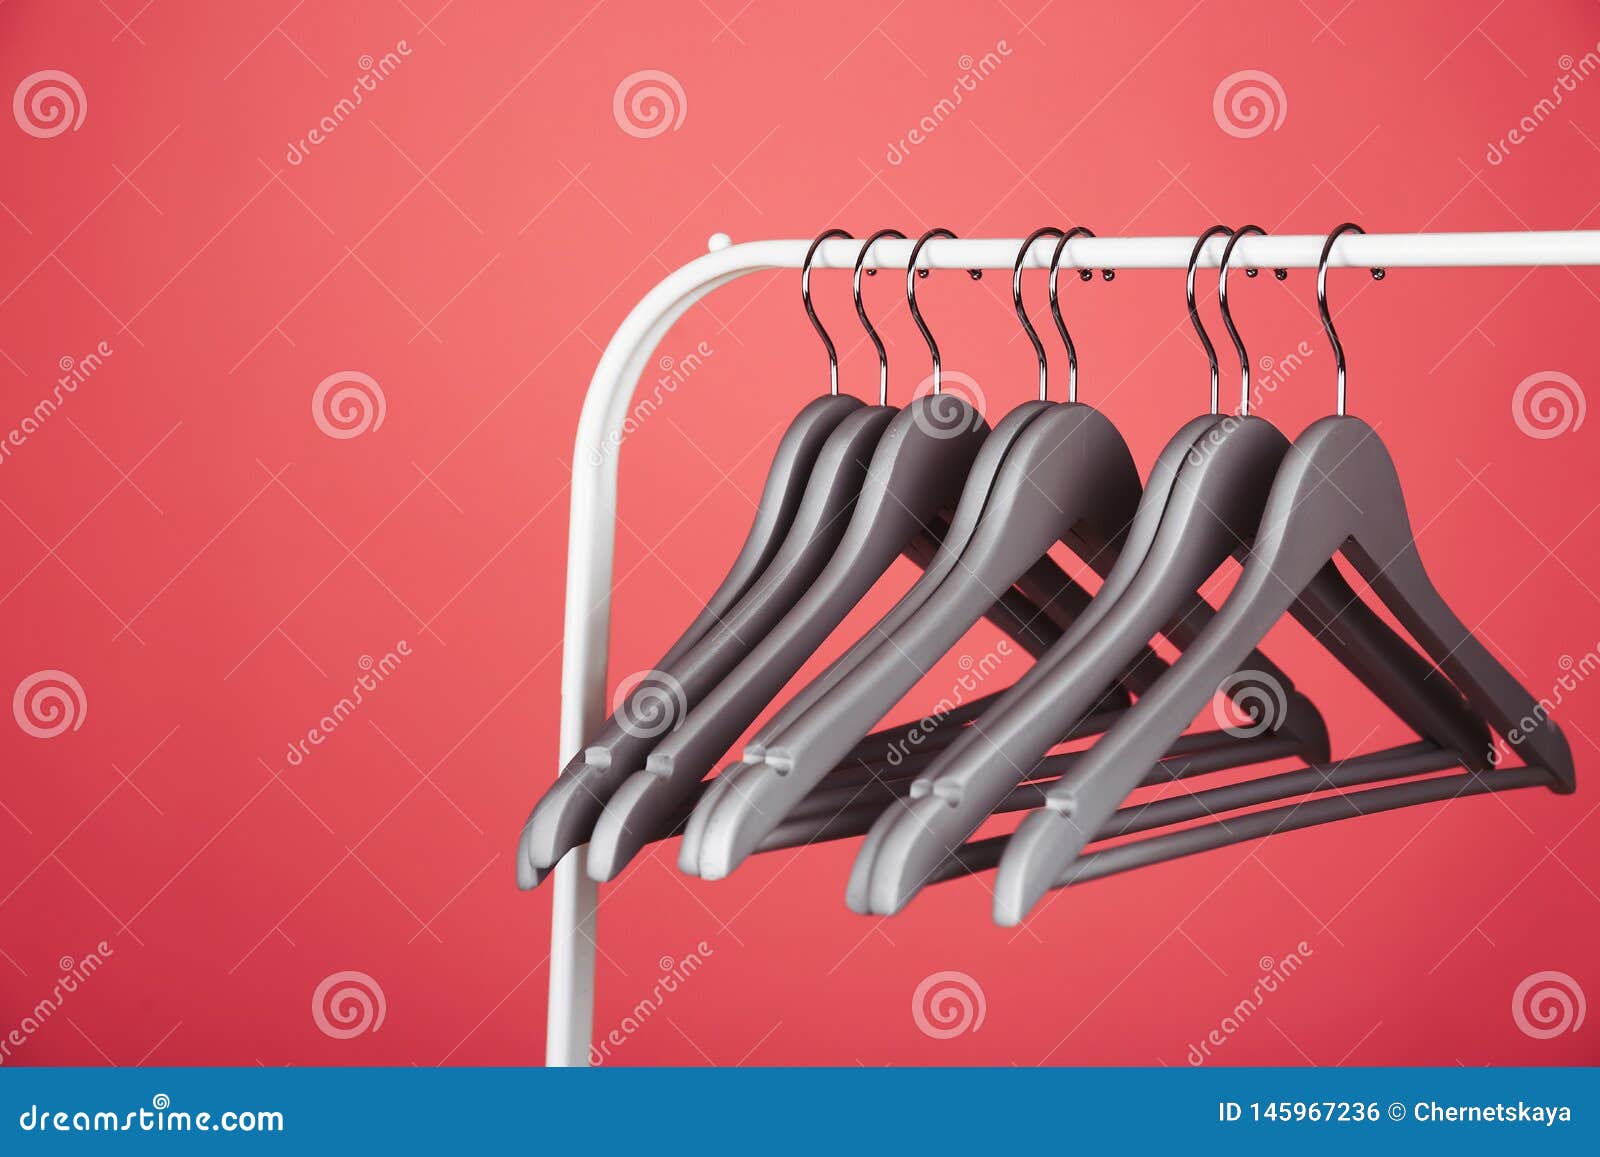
[541, 229, 1600, 1067]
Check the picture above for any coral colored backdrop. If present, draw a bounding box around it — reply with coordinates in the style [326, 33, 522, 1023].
[0, 0, 1596, 1067]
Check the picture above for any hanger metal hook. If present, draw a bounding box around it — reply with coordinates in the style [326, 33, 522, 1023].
[802, 228, 853, 396]
[1014, 228, 1065, 402]
[1317, 222, 1368, 417]
[906, 228, 981, 395]
[1047, 226, 1096, 404]
[852, 228, 906, 405]
[1218, 224, 1268, 416]
[1187, 225, 1234, 416]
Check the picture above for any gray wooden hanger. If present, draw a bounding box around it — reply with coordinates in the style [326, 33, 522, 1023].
[519, 399, 893, 883]
[581, 229, 1009, 881]
[684, 228, 1178, 880]
[517, 231, 1079, 884]
[991, 224, 1576, 925]
[671, 398, 1054, 872]
[695, 226, 1447, 885]
[676, 230, 1136, 876]
[849, 225, 1495, 916]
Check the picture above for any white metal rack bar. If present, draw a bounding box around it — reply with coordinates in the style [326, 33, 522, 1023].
[542, 229, 1600, 1067]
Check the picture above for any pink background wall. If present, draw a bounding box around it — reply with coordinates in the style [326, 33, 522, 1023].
[0, 0, 1596, 1066]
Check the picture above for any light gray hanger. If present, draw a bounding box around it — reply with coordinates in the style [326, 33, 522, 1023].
[676, 229, 1135, 875]
[991, 223, 1576, 925]
[581, 228, 1005, 882]
[851, 225, 1497, 916]
[685, 228, 1170, 881]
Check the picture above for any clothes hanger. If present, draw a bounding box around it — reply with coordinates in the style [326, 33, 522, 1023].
[851, 225, 1495, 917]
[582, 228, 1023, 882]
[990, 222, 1576, 925]
[732, 229, 1121, 766]
[678, 228, 1318, 886]
[675, 229, 1148, 876]
[519, 228, 1031, 884]
[685, 227, 1186, 882]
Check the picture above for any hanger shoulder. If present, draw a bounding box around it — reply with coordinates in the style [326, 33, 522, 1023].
[654, 394, 863, 672]
[859, 415, 1332, 915]
[519, 404, 893, 877]
[687, 403, 1143, 880]
[844, 413, 1221, 910]
[584, 398, 991, 881]
[994, 413, 1573, 924]
[1289, 416, 1574, 789]
[676, 402, 1060, 877]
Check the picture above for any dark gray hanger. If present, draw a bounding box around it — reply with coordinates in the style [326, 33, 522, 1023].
[991, 223, 1576, 925]
[731, 228, 1130, 762]
[676, 229, 1134, 876]
[685, 228, 1175, 881]
[842, 235, 1246, 901]
[850, 225, 1497, 916]
[519, 399, 892, 884]
[581, 229, 1010, 881]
